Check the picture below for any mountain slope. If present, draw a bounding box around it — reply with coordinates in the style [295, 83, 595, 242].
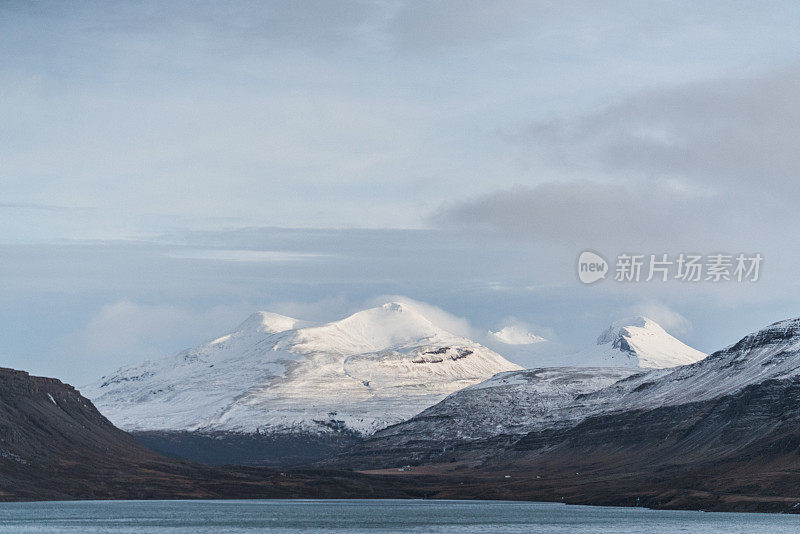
[327, 367, 639, 468]
[0, 366, 451, 501]
[395, 376, 800, 513]
[83, 302, 521, 440]
[378, 367, 637, 441]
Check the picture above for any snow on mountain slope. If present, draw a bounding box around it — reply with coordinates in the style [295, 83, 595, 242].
[366, 317, 704, 445]
[374, 367, 639, 443]
[82, 302, 521, 436]
[569, 316, 706, 369]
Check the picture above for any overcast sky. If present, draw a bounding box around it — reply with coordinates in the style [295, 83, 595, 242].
[3, 1, 800, 384]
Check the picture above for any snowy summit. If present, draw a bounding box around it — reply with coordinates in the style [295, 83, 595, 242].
[571, 316, 706, 369]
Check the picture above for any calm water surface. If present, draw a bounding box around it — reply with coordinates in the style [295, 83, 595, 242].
[0, 499, 796, 533]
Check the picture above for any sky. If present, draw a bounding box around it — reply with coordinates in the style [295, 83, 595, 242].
[2, 1, 800, 384]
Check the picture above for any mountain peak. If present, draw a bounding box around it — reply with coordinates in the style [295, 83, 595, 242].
[596, 316, 654, 346]
[594, 316, 704, 369]
[748, 317, 800, 340]
[566, 316, 705, 369]
[291, 302, 450, 355]
[717, 317, 800, 357]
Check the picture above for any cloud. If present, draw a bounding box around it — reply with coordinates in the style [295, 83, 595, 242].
[166, 249, 329, 262]
[1, 1, 384, 55]
[521, 66, 800, 198]
[490, 316, 556, 342]
[431, 179, 784, 251]
[4, 1, 800, 243]
[77, 300, 251, 361]
[262, 295, 355, 323]
[388, 0, 547, 50]
[630, 301, 692, 338]
[364, 295, 477, 339]
[386, 1, 797, 55]
[0, 202, 84, 212]
[430, 67, 800, 281]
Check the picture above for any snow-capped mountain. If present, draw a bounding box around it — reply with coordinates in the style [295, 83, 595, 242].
[569, 316, 706, 369]
[82, 302, 521, 437]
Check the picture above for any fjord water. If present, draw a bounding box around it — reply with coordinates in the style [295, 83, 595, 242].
[0, 500, 796, 533]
